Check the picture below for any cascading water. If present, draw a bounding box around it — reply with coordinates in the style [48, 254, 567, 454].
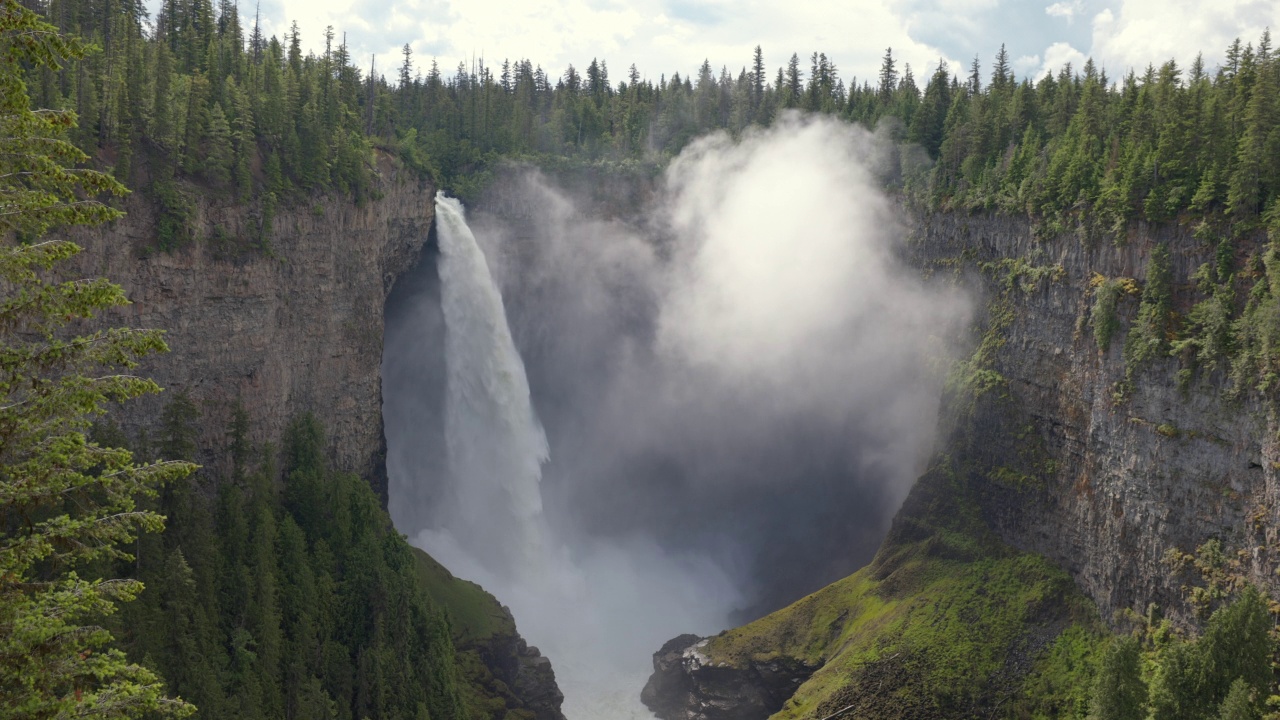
[394, 123, 967, 719]
[431, 192, 550, 576]
[419, 192, 676, 719]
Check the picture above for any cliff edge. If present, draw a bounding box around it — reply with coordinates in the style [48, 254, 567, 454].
[64, 154, 430, 499]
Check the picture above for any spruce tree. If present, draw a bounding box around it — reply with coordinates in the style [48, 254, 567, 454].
[1088, 636, 1147, 720]
[878, 47, 897, 102]
[0, 4, 195, 716]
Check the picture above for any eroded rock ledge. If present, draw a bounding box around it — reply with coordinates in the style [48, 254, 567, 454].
[641, 634, 816, 720]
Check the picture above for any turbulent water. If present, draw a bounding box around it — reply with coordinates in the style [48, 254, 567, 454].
[419, 192, 668, 719]
[392, 123, 970, 719]
[432, 193, 550, 576]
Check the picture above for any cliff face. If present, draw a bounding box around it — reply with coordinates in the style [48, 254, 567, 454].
[644, 210, 1279, 718]
[909, 212, 1277, 624]
[64, 157, 432, 497]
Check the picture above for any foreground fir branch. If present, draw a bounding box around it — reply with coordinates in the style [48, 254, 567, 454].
[0, 1, 195, 717]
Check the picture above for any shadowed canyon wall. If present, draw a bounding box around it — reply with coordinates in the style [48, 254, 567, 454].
[911, 213, 1280, 624]
[63, 156, 433, 495]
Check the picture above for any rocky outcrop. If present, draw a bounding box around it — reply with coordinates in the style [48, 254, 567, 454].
[506, 636, 567, 720]
[62, 154, 432, 498]
[463, 618, 566, 720]
[413, 547, 566, 720]
[641, 635, 816, 720]
[907, 212, 1278, 625]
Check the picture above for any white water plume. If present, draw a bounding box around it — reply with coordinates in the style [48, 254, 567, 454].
[419, 192, 733, 719]
[387, 117, 972, 720]
[432, 193, 549, 575]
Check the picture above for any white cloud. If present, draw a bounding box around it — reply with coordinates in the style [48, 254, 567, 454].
[1013, 53, 1042, 77]
[148, 0, 957, 90]
[1087, 0, 1279, 75]
[1045, 0, 1083, 21]
[1028, 40, 1089, 79]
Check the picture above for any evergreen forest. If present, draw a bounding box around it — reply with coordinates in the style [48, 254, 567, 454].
[5, 0, 1280, 717]
[20, 0, 1280, 237]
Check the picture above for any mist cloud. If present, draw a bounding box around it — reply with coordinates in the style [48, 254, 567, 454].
[384, 115, 971, 718]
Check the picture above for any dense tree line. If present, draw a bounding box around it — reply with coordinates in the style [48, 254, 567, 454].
[100, 406, 468, 720]
[18, 0, 1280, 239]
[9, 1, 1280, 717]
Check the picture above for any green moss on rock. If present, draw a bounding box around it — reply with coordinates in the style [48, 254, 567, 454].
[696, 463, 1107, 720]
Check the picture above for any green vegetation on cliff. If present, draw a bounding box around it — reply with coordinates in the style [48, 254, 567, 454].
[701, 459, 1106, 720]
[18, 0, 1280, 238]
[11, 1, 1280, 717]
[101, 395, 553, 720]
[2, 6, 551, 717]
[110, 409, 468, 720]
[699, 454, 1280, 720]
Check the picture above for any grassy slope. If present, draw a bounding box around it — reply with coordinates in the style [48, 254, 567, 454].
[413, 548, 516, 642]
[701, 461, 1107, 720]
[411, 547, 539, 720]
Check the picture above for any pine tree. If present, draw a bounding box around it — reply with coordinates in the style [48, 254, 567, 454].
[1217, 679, 1258, 720]
[1088, 636, 1146, 720]
[158, 392, 201, 462]
[1123, 243, 1174, 374]
[992, 44, 1011, 90]
[910, 59, 952, 157]
[878, 47, 897, 102]
[784, 53, 801, 108]
[0, 4, 196, 716]
[204, 100, 234, 182]
[751, 45, 765, 116]
[1228, 32, 1277, 219]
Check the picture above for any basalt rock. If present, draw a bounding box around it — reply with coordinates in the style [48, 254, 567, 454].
[62, 154, 431, 500]
[641, 635, 816, 720]
[644, 209, 1280, 718]
[907, 211, 1279, 626]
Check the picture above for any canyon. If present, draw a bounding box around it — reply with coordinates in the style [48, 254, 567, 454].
[71, 159, 1277, 719]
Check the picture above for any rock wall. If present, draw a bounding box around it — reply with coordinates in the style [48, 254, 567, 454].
[642, 210, 1280, 719]
[909, 211, 1278, 625]
[62, 156, 433, 497]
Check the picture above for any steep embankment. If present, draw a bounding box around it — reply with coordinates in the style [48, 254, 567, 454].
[65, 154, 430, 498]
[644, 211, 1279, 718]
[414, 550, 566, 720]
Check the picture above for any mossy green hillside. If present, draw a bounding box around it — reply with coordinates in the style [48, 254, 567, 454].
[700, 463, 1107, 720]
[412, 549, 516, 644]
[410, 549, 546, 720]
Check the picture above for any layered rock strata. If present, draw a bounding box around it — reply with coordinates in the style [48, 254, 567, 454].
[64, 157, 430, 498]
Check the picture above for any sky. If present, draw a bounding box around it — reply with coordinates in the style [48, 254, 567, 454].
[183, 0, 1279, 90]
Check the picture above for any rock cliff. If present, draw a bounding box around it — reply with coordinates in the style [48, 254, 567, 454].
[58, 159, 566, 717]
[644, 209, 1279, 718]
[64, 155, 431, 498]
[909, 211, 1277, 624]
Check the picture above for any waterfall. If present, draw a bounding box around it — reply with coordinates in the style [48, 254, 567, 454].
[424, 192, 678, 720]
[433, 191, 549, 575]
